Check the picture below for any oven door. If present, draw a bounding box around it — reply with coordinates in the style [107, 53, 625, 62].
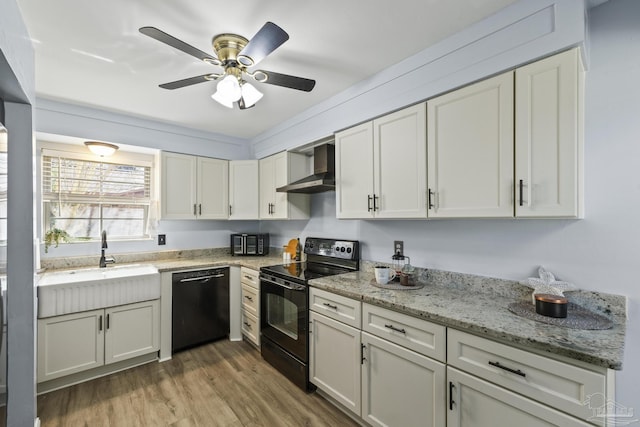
[244, 235, 259, 255]
[260, 275, 307, 362]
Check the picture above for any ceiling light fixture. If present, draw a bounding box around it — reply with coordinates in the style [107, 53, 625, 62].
[84, 141, 119, 157]
[211, 72, 263, 109]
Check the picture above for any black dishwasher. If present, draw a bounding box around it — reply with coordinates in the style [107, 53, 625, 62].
[172, 267, 229, 353]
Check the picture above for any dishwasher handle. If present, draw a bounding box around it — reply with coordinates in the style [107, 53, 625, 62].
[179, 274, 226, 283]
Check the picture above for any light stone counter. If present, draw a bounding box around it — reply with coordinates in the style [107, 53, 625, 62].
[309, 266, 627, 370]
[41, 248, 284, 274]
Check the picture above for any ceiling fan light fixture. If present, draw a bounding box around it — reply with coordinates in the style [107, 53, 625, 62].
[217, 74, 242, 101]
[241, 82, 263, 108]
[211, 90, 234, 108]
[84, 141, 119, 157]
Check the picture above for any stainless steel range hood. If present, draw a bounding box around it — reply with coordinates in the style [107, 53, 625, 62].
[276, 144, 335, 193]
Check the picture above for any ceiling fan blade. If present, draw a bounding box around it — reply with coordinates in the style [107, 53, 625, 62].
[159, 74, 218, 90]
[237, 22, 289, 67]
[257, 70, 316, 92]
[139, 26, 219, 64]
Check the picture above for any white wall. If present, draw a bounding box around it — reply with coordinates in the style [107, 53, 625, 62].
[260, 0, 640, 410]
[0, 1, 37, 425]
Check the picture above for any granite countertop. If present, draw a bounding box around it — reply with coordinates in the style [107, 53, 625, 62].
[150, 255, 283, 273]
[309, 268, 626, 370]
[39, 248, 284, 275]
[40, 249, 626, 370]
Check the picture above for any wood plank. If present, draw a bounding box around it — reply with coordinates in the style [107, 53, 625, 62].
[37, 340, 358, 427]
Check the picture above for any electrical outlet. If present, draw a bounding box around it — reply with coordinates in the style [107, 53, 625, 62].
[394, 240, 404, 257]
[158, 234, 166, 245]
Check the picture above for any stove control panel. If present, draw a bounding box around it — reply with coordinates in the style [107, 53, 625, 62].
[304, 238, 359, 260]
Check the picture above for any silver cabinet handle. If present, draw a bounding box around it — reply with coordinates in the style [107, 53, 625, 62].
[384, 324, 406, 334]
[488, 360, 526, 377]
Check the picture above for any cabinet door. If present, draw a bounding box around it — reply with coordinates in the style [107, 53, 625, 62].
[335, 122, 375, 219]
[515, 48, 583, 218]
[229, 160, 259, 219]
[374, 104, 428, 218]
[309, 311, 362, 416]
[271, 151, 289, 219]
[161, 152, 197, 219]
[104, 300, 159, 365]
[361, 332, 446, 427]
[447, 367, 592, 427]
[197, 157, 229, 219]
[259, 155, 275, 218]
[37, 309, 105, 382]
[427, 72, 514, 218]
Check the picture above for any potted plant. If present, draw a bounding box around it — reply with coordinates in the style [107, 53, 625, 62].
[44, 228, 71, 253]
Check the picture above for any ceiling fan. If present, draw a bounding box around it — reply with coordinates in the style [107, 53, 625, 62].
[139, 22, 316, 109]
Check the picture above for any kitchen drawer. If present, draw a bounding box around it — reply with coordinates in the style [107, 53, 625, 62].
[362, 303, 446, 362]
[241, 283, 259, 317]
[310, 287, 361, 328]
[448, 328, 606, 422]
[240, 267, 259, 289]
[241, 310, 259, 346]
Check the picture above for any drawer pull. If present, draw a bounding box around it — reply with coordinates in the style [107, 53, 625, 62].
[488, 361, 526, 378]
[243, 321, 252, 329]
[244, 275, 254, 281]
[323, 302, 338, 310]
[384, 324, 406, 334]
[244, 295, 253, 301]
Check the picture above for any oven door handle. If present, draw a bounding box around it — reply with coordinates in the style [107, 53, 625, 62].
[261, 276, 305, 291]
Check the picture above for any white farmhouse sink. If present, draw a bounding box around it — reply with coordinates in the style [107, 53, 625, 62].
[37, 264, 160, 318]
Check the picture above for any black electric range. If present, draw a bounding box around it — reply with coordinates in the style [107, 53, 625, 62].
[259, 237, 360, 391]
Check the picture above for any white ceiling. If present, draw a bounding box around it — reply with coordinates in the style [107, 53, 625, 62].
[17, 0, 520, 140]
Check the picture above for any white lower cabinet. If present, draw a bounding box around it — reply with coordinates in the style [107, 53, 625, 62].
[37, 299, 160, 383]
[362, 332, 446, 427]
[309, 310, 362, 415]
[448, 329, 611, 426]
[240, 267, 260, 346]
[309, 288, 446, 426]
[447, 367, 592, 427]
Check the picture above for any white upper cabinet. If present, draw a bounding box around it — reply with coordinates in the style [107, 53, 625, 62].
[161, 152, 197, 219]
[161, 152, 228, 220]
[336, 103, 427, 219]
[515, 48, 584, 218]
[229, 160, 259, 220]
[335, 122, 375, 219]
[427, 72, 514, 218]
[259, 151, 310, 220]
[197, 156, 229, 219]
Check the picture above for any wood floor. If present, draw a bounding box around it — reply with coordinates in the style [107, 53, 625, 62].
[37, 340, 359, 427]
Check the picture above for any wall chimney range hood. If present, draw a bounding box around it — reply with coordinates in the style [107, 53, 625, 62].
[276, 144, 335, 193]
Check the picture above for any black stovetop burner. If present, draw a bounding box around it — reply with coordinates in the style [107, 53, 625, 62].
[260, 237, 360, 283]
[260, 261, 352, 282]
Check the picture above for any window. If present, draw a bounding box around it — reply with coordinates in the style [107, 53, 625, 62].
[42, 148, 153, 242]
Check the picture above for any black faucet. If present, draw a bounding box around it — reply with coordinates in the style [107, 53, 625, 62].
[99, 230, 116, 268]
